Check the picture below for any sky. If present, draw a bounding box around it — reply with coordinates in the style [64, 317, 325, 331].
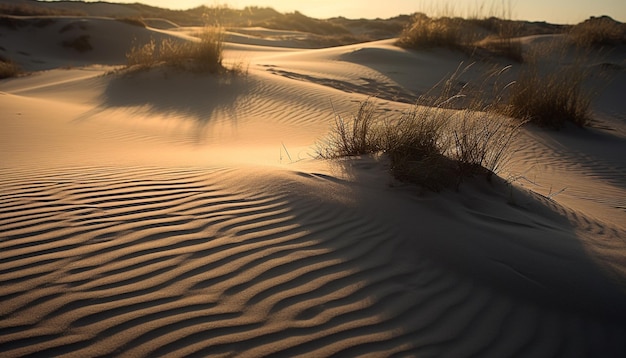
[81, 0, 626, 24]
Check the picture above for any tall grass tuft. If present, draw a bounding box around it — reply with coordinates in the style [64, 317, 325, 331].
[0, 57, 22, 79]
[397, 14, 470, 50]
[450, 110, 519, 181]
[381, 105, 456, 190]
[316, 100, 382, 158]
[126, 26, 224, 73]
[569, 16, 626, 48]
[504, 61, 591, 128]
[397, 1, 525, 62]
[317, 66, 520, 191]
[126, 38, 157, 69]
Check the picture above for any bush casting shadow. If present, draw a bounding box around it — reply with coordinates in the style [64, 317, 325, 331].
[77, 69, 250, 142]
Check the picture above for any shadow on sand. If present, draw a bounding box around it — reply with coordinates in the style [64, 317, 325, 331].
[76, 68, 251, 143]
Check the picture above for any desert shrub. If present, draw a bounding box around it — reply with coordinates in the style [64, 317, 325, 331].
[62, 35, 93, 53]
[449, 110, 519, 180]
[381, 105, 455, 190]
[504, 63, 591, 128]
[188, 28, 224, 72]
[126, 38, 157, 68]
[126, 27, 224, 73]
[397, 14, 472, 50]
[569, 16, 626, 48]
[316, 100, 382, 158]
[317, 92, 519, 191]
[398, 6, 528, 62]
[0, 58, 21, 79]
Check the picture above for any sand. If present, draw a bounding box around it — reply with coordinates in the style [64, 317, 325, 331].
[1, 15, 626, 357]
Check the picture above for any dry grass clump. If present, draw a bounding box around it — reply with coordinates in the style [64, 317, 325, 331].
[316, 100, 382, 158]
[397, 14, 472, 50]
[126, 27, 224, 73]
[0, 57, 21, 79]
[569, 16, 626, 48]
[397, 13, 524, 61]
[380, 105, 457, 190]
[62, 35, 93, 53]
[504, 63, 591, 128]
[449, 110, 518, 180]
[318, 86, 519, 191]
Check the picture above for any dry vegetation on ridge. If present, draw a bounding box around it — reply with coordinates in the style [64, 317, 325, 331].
[126, 27, 225, 73]
[0, 57, 21, 79]
[318, 65, 521, 191]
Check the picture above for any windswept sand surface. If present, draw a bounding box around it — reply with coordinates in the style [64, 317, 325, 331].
[1, 17, 626, 357]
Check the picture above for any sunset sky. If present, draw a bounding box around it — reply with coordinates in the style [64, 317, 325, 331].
[84, 0, 626, 24]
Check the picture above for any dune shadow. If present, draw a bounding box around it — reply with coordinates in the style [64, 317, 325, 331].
[266, 67, 416, 103]
[323, 158, 626, 323]
[76, 69, 252, 143]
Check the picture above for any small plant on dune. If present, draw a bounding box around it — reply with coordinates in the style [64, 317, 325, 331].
[449, 109, 519, 181]
[504, 60, 592, 128]
[62, 35, 93, 53]
[189, 27, 224, 72]
[569, 16, 626, 48]
[317, 69, 520, 191]
[316, 99, 382, 158]
[125, 27, 224, 73]
[476, 18, 524, 62]
[0, 57, 22, 79]
[398, 0, 527, 62]
[380, 105, 455, 190]
[397, 14, 471, 50]
[126, 38, 157, 68]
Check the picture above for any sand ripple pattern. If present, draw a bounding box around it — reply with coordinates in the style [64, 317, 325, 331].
[1, 167, 625, 357]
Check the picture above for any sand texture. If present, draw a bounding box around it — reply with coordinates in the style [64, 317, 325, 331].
[1, 15, 626, 357]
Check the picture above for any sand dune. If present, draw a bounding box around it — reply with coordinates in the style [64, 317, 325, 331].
[2, 165, 625, 356]
[1, 15, 626, 357]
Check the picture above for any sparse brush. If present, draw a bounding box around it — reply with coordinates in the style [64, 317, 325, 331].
[191, 27, 224, 72]
[62, 35, 92, 53]
[125, 27, 224, 73]
[316, 99, 382, 158]
[317, 65, 521, 191]
[505, 62, 591, 128]
[398, 1, 530, 62]
[397, 15, 471, 50]
[569, 16, 626, 48]
[126, 38, 157, 68]
[449, 110, 519, 181]
[382, 106, 455, 190]
[0, 58, 21, 79]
